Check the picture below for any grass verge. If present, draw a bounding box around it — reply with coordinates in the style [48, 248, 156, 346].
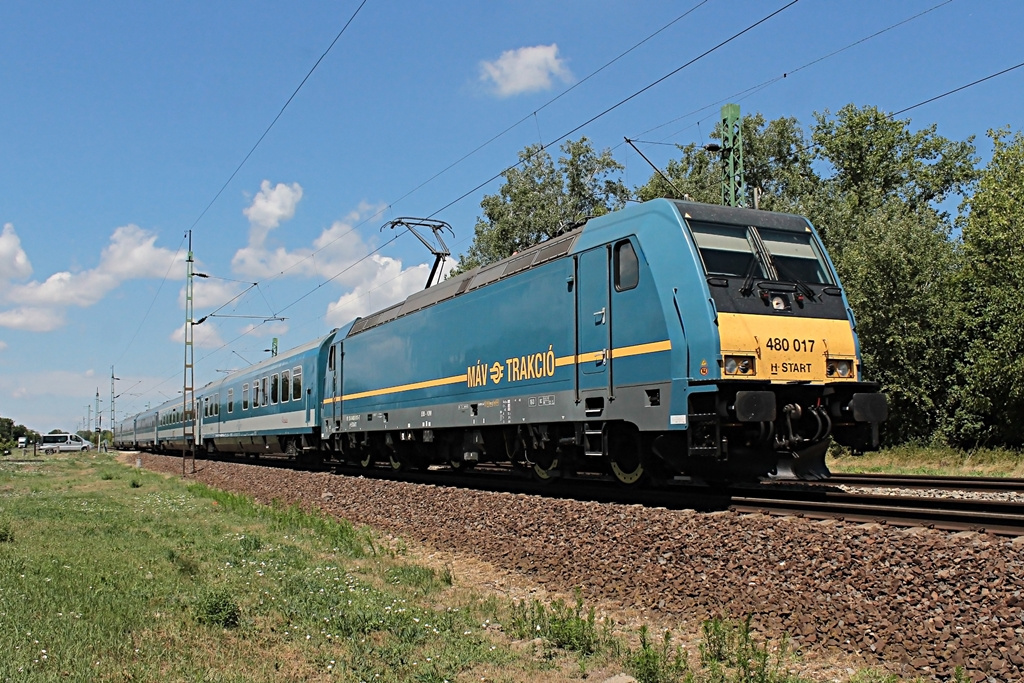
[829, 444, 1024, 477]
[0, 452, 916, 681]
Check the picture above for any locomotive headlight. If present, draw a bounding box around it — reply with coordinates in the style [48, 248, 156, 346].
[724, 355, 756, 375]
[827, 359, 853, 378]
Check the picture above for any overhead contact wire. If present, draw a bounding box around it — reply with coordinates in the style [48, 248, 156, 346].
[626, 0, 957, 146]
[429, 0, 801, 218]
[257, 0, 713, 286]
[186, 0, 369, 235]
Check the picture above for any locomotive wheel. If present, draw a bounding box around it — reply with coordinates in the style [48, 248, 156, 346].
[531, 449, 559, 481]
[448, 453, 476, 471]
[608, 423, 645, 485]
[358, 449, 374, 468]
[284, 438, 299, 460]
[388, 442, 420, 471]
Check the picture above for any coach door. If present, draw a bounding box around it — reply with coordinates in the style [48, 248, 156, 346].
[201, 392, 220, 439]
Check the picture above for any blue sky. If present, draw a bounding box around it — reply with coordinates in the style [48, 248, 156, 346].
[1, 0, 1021, 433]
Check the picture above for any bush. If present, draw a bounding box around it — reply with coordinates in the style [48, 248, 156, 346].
[625, 625, 690, 683]
[508, 589, 608, 656]
[238, 534, 262, 554]
[195, 589, 241, 628]
[699, 616, 800, 683]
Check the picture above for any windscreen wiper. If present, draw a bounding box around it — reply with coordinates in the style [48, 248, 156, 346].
[767, 258, 816, 300]
[739, 256, 761, 296]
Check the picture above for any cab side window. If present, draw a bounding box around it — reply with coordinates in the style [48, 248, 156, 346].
[614, 240, 639, 291]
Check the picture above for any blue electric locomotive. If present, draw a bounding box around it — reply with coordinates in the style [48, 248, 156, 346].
[121, 199, 885, 482]
[317, 198, 885, 482]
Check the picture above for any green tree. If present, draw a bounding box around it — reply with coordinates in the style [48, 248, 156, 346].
[823, 197, 961, 443]
[455, 137, 629, 272]
[0, 416, 41, 449]
[809, 105, 978, 444]
[812, 104, 978, 217]
[944, 128, 1024, 447]
[639, 105, 980, 445]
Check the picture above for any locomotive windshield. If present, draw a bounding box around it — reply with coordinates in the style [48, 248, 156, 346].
[689, 221, 834, 286]
[757, 227, 834, 284]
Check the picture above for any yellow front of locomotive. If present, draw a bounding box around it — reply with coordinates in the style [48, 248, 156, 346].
[716, 311, 861, 385]
[678, 202, 886, 480]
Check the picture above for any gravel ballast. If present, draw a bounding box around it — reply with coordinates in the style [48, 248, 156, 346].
[133, 454, 1023, 681]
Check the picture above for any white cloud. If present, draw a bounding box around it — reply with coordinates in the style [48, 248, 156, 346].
[326, 255, 429, 325]
[232, 195, 388, 280]
[8, 270, 116, 307]
[232, 183, 435, 331]
[0, 307, 66, 332]
[100, 224, 183, 279]
[3, 224, 183, 323]
[243, 180, 304, 247]
[0, 340, 7, 352]
[170, 321, 226, 349]
[0, 223, 32, 280]
[479, 44, 572, 97]
[180, 278, 248, 311]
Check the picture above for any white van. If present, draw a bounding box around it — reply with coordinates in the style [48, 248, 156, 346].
[17, 436, 28, 449]
[41, 433, 91, 453]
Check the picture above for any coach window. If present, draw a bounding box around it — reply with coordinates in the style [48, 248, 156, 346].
[242, 383, 249, 410]
[214, 394, 220, 416]
[614, 240, 639, 291]
[271, 374, 279, 404]
[293, 367, 302, 400]
[261, 377, 268, 406]
[281, 370, 290, 403]
[253, 380, 260, 408]
[227, 388, 234, 413]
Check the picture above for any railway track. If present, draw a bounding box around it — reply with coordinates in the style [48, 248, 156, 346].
[728, 488, 1024, 536]
[177, 451, 1024, 537]
[827, 471, 1024, 492]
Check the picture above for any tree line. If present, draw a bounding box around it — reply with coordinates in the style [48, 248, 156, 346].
[457, 104, 1024, 450]
[0, 417, 41, 449]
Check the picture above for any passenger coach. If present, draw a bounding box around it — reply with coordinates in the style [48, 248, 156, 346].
[194, 336, 328, 458]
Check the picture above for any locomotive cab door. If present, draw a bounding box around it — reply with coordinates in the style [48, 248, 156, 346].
[576, 246, 612, 390]
[324, 342, 342, 433]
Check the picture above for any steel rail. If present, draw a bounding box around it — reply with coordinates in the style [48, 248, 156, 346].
[826, 472, 1024, 492]
[728, 492, 1024, 536]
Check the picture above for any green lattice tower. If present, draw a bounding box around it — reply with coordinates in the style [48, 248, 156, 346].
[720, 103, 746, 207]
